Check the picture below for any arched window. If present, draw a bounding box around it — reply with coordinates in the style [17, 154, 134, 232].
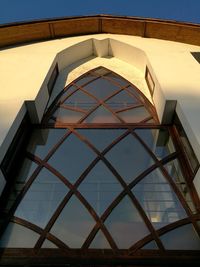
[0, 67, 200, 265]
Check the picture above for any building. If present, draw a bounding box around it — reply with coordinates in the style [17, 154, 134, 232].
[0, 15, 200, 266]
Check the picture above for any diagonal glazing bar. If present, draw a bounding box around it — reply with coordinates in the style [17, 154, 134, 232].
[131, 130, 200, 237]
[83, 154, 177, 251]
[33, 129, 132, 250]
[68, 128, 165, 251]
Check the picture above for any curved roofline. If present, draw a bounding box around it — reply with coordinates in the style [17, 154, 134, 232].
[1, 14, 200, 48]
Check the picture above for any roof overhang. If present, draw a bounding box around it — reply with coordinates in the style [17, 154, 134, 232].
[1, 15, 200, 48]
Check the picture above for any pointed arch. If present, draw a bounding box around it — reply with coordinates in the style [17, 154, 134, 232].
[43, 66, 159, 126]
[0, 65, 200, 266]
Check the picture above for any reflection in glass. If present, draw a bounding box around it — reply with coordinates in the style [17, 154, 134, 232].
[135, 129, 175, 160]
[106, 134, 154, 184]
[78, 161, 122, 215]
[27, 129, 66, 159]
[48, 133, 96, 183]
[42, 239, 58, 248]
[75, 75, 96, 86]
[50, 196, 95, 248]
[105, 196, 149, 248]
[83, 106, 120, 123]
[160, 224, 200, 250]
[59, 86, 77, 104]
[0, 223, 39, 248]
[77, 129, 125, 151]
[118, 106, 150, 123]
[53, 107, 84, 123]
[142, 240, 158, 249]
[106, 90, 138, 110]
[126, 86, 145, 103]
[164, 159, 196, 213]
[5, 159, 38, 212]
[133, 168, 187, 229]
[89, 230, 111, 249]
[83, 78, 119, 100]
[104, 73, 129, 87]
[64, 90, 97, 111]
[15, 168, 69, 228]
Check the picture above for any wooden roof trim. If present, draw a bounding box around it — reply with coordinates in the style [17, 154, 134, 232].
[1, 14, 200, 48]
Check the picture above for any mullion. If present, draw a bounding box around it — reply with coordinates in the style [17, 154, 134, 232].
[11, 216, 69, 249]
[70, 128, 165, 251]
[34, 159, 118, 250]
[84, 154, 178, 251]
[139, 116, 154, 123]
[7, 130, 72, 221]
[42, 123, 162, 128]
[77, 86, 134, 123]
[132, 130, 200, 237]
[115, 103, 144, 113]
[124, 87, 158, 122]
[131, 131, 194, 213]
[33, 128, 132, 250]
[60, 104, 87, 114]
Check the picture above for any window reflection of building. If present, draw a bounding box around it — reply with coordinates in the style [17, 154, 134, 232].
[0, 66, 200, 265]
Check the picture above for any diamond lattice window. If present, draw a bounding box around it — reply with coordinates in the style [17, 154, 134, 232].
[0, 67, 200, 263]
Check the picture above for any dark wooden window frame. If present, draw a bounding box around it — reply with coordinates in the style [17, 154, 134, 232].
[0, 67, 200, 266]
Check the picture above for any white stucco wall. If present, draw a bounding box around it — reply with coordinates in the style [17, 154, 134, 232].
[0, 33, 200, 193]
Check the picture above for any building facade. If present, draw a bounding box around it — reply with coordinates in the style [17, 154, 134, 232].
[0, 15, 200, 266]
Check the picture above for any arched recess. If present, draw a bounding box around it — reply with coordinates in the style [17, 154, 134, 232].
[44, 66, 158, 125]
[0, 37, 165, 172]
[25, 37, 165, 125]
[0, 66, 200, 267]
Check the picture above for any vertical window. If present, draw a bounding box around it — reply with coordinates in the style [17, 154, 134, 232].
[0, 67, 200, 263]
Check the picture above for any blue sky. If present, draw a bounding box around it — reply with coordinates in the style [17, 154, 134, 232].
[0, 0, 200, 24]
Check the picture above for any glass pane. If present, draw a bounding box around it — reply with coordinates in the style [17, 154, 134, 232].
[78, 161, 122, 215]
[164, 159, 196, 213]
[42, 239, 58, 248]
[53, 107, 83, 123]
[105, 73, 129, 87]
[83, 106, 120, 123]
[47, 85, 76, 109]
[48, 133, 96, 183]
[16, 159, 38, 183]
[89, 230, 111, 249]
[118, 106, 150, 123]
[5, 160, 38, 212]
[15, 168, 69, 228]
[83, 77, 119, 100]
[135, 129, 175, 160]
[75, 74, 96, 86]
[106, 90, 139, 111]
[27, 129, 66, 159]
[126, 86, 145, 103]
[0, 223, 39, 248]
[59, 86, 77, 103]
[106, 134, 154, 184]
[77, 129, 125, 151]
[105, 196, 149, 248]
[50, 196, 95, 248]
[142, 240, 158, 249]
[132, 168, 187, 229]
[63, 90, 97, 111]
[160, 224, 200, 250]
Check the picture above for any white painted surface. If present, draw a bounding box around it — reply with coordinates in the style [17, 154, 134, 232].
[1, 33, 200, 193]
